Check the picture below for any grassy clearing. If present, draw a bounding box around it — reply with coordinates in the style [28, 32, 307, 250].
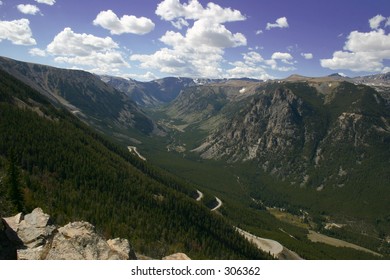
[267, 208, 310, 229]
[308, 230, 382, 257]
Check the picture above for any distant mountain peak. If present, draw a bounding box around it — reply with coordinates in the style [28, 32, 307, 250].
[328, 73, 348, 78]
[285, 74, 310, 81]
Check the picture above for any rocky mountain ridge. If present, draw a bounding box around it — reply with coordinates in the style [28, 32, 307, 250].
[101, 75, 196, 107]
[192, 80, 390, 185]
[101, 75, 262, 107]
[284, 73, 390, 105]
[353, 72, 390, 85]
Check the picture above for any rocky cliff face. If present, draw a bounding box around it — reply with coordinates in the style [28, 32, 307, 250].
[1, 208, 137, 260]
[195, 86, 310, 160]
[189, 80, 390, 187]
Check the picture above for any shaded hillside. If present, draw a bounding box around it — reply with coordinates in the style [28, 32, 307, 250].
[0, 56, 156, 135]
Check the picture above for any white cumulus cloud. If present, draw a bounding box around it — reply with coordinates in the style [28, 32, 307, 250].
[227, 51, 272, 80]
[266, 17, 289, 30]
[131, 19, 246, 77]
[227, 61, 272, 80]
[227, 50, 297, 79]
[186, 19, 246, 48]
[321, 51, 383, 72]
[131, 48, 191, 75]
[243, 51, 264, 65]
[29, 48, 46, 57]
[17, 4, 40, 15]
[131, 0, 247, 77]
[271, 52, 294, 63]
[47, 28, 119, 56]
[256, 29, 263, 35]
[382, 66, 390, 73]
[369, 14, 386, 29]
[301, 53, 313, 59]
[156, 0, 246, 24]
[0, 18, 36, 45]
[171, 18, 189, 29]
[34, 0, 55, 5]
[46, 28, 129, 73]
[264, 52, 296, 71]
[123, 71, 159, 81]
[93, 10, 155, 35]
[321, 26, 390, 72]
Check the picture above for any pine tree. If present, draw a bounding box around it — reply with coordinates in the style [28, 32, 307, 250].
[0, 174, 14, 216]
[5, 152, 24, 212]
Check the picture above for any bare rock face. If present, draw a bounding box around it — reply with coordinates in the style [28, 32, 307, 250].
[43, 221, 135, 260]
[107, 238, 136, 260]
[162, 253, 191, 260]
[18, 208, 56, 249]
[1, 208, 137, 260]
[192, 81, 390, 190]
[194, 87, 313, 183]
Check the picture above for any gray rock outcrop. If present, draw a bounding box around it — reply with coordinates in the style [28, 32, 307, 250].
[1, 208, 137, 260]
[162, 253, 191, 260]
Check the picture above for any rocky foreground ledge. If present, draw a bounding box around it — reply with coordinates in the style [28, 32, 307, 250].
[1, 208, 137, 260]
[0, 208, 190, 260]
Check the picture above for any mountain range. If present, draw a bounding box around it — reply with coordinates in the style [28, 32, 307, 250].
[0, 56, 389, 259]
[103, 68, 390, 258]
[101, 74, 261, 107]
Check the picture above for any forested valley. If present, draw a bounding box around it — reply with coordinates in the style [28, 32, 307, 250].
[0, 69, 269, 260]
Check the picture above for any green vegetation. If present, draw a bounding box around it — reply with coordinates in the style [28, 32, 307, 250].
[5, 151, 24, 212]
[0, 70, 268, 260]
[144, 149, 388, 259]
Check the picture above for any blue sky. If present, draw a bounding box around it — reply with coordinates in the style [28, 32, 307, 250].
[0, 0, 389, 80]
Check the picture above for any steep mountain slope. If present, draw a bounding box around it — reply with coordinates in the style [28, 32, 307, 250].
[352, 73, 390, 105]
[0, 56, 156, 135]
[196, 80, 390, 184]
[0, 69, 267, 260]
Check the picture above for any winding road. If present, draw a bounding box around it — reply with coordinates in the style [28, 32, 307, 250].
[127, 146, 146, 161]
[196, 190, 204, 201]
[193, 194, 302, 259]
[236, 227, 303, 260]
[236, 227, 283, 257]
[210, 197, 223, 212]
